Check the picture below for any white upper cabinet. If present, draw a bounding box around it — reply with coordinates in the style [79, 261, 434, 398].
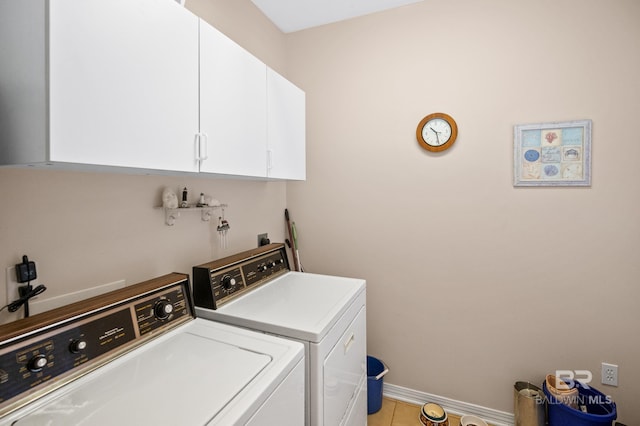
[199, 21, 268, 177]
[198, 21, 306, 180]
[0, 0, 200, 172]
[0, 0, 305, 179]
[267, 68, 306, 180]
[50, 0, 200, 172]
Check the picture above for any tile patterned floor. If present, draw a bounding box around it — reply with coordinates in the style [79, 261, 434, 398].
[367, 398, 464, 426]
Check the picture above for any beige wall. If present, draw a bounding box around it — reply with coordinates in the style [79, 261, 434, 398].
[285, 0, 640, 423]
[0, 2, 287, 320]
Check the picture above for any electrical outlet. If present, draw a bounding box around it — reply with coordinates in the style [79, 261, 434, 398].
[5, 264, 40, 304]
[601, 362, 618, 387]
[257, 233, 269, 247]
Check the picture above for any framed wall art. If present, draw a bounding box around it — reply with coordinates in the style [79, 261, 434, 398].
[513, 119, 592, 187]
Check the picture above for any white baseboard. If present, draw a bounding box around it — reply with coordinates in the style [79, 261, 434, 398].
[383, 382, 515, 426]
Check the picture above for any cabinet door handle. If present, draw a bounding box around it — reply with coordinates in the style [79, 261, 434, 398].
[344, 332, 355, 354]
[194, 133, 201, 161]
[199, 133, 209, 161]
[267, 149, 273, 171]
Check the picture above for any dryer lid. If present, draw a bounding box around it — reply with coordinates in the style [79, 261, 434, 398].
[212, 271, 365, 342]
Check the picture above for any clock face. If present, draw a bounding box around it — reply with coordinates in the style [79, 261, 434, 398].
[416, 113, 458, 152]
[421, 118, 452, 147]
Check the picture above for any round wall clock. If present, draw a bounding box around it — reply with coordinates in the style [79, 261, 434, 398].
[416, 112, 458, 152]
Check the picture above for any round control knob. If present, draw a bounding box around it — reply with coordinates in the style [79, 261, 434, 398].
[258, 265, 267, 272]
[154, 300, 173, 320]
[221, 275, 236, 290]
[28, 354, 48, 372]
[267, 261, 275, 268]
[69, 339, 87, 354]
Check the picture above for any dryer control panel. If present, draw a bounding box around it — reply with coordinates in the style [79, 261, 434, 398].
[193, 243, 290, 309]
[0, 274, 193, 418]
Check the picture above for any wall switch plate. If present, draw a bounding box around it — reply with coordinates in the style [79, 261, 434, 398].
[5, 263, 39, 304]
[601, 362, 618, 387]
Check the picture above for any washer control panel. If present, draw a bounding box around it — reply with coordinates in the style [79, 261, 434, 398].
[193, 243, 289, 309]
[0, 274, 193, 417]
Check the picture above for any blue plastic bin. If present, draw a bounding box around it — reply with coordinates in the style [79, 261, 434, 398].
[543, 380, 616, 426]
[367, 356, 388, 414]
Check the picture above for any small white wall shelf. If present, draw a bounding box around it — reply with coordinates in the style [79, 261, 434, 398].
[159, 204, 227, 226]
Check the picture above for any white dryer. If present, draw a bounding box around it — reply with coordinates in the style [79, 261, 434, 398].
[193, 243, 367, 426]
[0, 273, 304, 425]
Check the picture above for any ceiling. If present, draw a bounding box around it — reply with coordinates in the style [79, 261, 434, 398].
[250, 0, 423, 33]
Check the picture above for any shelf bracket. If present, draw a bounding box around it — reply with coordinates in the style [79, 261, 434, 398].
[201, 208, 213, 222]
[164, 208, 180, 226]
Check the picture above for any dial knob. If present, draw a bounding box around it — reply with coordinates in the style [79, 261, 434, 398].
[221, 275, 236, 290]
[69, 339, 87, 354]
[154, 300, 173, 320]
[28, 354, 48, 372]
[267, 261, 275, 268]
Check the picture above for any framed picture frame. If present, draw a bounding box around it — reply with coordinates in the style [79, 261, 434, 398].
[513, 119, 592, 187]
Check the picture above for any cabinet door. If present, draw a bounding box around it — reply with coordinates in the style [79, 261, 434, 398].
[323, 307, 366, 426]
[199, 21, 267, 177]
[48, 0, 200, 172]
[266, 68, 306, 180]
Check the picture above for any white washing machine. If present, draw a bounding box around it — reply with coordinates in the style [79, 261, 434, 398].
[193, 243, 367, 426]
[0, 273, 304, 425]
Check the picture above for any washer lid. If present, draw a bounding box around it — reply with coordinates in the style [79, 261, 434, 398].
[13, 332, 270, 425]
[208, 272, 366, 342]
